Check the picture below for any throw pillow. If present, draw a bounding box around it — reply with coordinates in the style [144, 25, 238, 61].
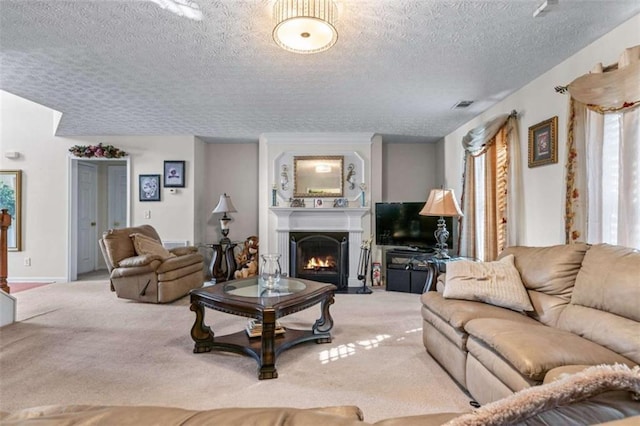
[130, 233, 175, 260]
[443, 254, 533, 312]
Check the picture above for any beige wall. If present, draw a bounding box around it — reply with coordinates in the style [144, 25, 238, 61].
[382, 142, 439, 202]
[443, 14, 640, 247]
[202, 142, 259, 245]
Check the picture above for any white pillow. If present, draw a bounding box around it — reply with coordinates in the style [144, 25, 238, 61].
[443, 254, 533, 312]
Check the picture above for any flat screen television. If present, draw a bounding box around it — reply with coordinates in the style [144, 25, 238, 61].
[375, 202, 455, 251]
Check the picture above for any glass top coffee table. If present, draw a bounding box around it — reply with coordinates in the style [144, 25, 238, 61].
[189, 277, 336, 379]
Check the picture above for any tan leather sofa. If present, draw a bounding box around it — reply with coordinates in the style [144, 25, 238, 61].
[1, 364, 639, 425]
[422, 243, 640, 405]
[99, 225, 204, 303]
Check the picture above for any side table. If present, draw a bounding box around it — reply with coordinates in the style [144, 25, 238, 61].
[206, 241, 238, 283]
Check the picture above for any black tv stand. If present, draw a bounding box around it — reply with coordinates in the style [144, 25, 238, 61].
[385, 249, 433, 294]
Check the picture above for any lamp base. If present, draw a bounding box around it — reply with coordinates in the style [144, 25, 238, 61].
[434, 216, 451, 259]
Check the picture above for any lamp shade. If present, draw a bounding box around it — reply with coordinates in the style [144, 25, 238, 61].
[419, 189, 463, 217]
[273, 0, 338, 54]
[212, 193, 237, 214]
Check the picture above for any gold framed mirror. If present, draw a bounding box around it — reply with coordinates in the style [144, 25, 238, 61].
[0, 170, 22, 251]
[293, 156, 344, 198]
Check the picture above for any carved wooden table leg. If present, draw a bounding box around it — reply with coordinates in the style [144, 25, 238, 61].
[0, 209, 11, 294]
[259, 309, 278, 379]
[190, 302, 214, 353]
[312, 294, 334, 343]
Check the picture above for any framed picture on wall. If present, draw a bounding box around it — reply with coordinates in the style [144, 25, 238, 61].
[528, 116, 558, 168]
[0, 170, 22, 251]
[139, 174, 161, 201]
[163, 160, 185, 187]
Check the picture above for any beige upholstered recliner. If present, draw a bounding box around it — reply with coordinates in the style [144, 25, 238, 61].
[99, 225, 204, 303]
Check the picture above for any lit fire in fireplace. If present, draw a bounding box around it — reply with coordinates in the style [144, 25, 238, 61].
[304, 257, 336, 270]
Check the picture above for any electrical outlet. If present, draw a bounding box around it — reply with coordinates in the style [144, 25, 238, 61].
[24, 257, 31, 267]
[144, 210, 151, 219]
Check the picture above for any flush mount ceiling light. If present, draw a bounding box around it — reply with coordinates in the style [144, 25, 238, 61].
[273, 0, 338, 54]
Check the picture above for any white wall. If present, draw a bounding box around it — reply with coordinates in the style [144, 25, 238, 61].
[1, 90, 198, 280]
[443, 14, 640, 247]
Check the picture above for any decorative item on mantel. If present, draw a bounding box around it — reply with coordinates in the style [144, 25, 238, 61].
[68, 143, 127, 158]
[280, 165, 289, 190]
[359, 183, 367, 207]
[272, 184, 278, 207]
[345, 163, 356, 190]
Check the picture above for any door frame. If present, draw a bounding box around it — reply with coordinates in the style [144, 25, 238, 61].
[67, 156, 131, 281]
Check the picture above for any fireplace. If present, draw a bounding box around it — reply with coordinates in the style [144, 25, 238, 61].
[290, 232, 348, 291]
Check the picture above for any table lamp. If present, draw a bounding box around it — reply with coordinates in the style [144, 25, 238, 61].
[419, 188, 463, 258]
[212, 193, 237, 243]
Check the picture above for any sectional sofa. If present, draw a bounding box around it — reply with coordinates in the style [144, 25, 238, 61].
[421, 243, 640, 405]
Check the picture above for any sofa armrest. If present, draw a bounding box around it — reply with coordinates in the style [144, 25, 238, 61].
[157, 253, 204, 273]
[169, 246, 198, 256]
[118, 254, 163, 268]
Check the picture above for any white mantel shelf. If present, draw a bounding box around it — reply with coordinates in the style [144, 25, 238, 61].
[269, 207, 370, 287]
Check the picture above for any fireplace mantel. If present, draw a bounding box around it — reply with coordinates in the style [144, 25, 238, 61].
[269, 207, 370, 287]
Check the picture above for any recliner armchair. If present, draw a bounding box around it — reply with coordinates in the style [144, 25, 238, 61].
[99, 225, 204, 303]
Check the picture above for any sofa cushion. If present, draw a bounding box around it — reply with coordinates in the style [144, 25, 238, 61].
[443, 255, 533, 312]
[558, 244, 640, 365]
[0, 405, 365, 425]
[465, 318, 636, 381]
[498, 244, 589, 298]
[497, 244, 590, 326]
[131, 233, 176, 260]
[421, 292, 536, 332]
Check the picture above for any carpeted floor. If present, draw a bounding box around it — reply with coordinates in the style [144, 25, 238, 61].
[0, 280, 472, 422]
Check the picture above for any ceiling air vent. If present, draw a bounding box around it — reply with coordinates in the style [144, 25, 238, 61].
[452, 100, 474, 109]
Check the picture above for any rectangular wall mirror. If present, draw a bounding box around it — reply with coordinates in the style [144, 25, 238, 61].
[0, 170, 22, 251]
[294, 156, 344, 198]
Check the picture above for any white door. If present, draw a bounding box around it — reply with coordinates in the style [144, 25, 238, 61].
[77, 163, 98, 274]
[107, 165, 127, 229]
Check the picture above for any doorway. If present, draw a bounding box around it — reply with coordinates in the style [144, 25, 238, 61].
[68, 157, 131, 281]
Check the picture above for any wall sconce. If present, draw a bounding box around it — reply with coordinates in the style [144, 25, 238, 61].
[280, 165, 289, 190]
[4, 151, 20, 160]
[346, 163, 356, 189]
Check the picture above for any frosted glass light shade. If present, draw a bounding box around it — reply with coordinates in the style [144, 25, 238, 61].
[273, 0, 338, 54]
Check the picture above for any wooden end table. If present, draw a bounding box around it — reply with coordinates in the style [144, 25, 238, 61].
[189, 277, 336, 379]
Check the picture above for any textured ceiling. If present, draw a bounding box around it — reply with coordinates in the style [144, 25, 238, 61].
[1, 1, 639, 143]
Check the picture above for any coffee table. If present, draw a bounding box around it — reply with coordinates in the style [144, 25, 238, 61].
[189, 277, 336, 379]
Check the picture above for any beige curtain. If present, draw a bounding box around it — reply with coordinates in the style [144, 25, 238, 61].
[563, 45, 640, 246]
[459, 112, 521, 261]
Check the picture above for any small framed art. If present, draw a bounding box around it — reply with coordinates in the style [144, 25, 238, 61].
[314, 198, 324, 208]
[139, 174, 161, 201]
[333, 197, 348, 208]
[528, 116, 558, 168]
[164, 160, 185, 187]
